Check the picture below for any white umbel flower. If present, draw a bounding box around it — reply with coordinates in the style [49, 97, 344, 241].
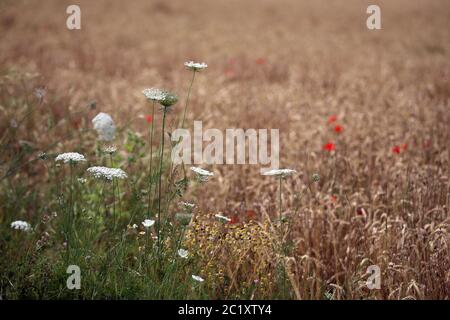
[142, 219, 155, 228]
[191, 167, 213, 182]
[92, 112, 116, 142]
[180, 201, 195, 209]
[178, 248, 189, 259]
[11, 220, 32, 232]
[215, 214, 231, 222]
[103, 145, 117, 154]
[192, 275, 205, 282]
[184, 61, 208, 72]
[262, 169, 296, 178]
[86, 166, 127, 181]
[142, 88, 166, 102]
[55, 152, 86, 164]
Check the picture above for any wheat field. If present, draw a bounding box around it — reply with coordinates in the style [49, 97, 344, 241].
[0, 0, 449, 299]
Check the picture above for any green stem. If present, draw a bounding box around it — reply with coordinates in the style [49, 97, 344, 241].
[157, 109, 167, 258]
[279, 177, 282, 224]
[110, 154, 116, 231]
[181, 71, 196, 129]
[147, 101, 156, 218]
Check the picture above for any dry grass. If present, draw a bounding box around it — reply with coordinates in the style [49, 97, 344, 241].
[0, 0, 449, 299]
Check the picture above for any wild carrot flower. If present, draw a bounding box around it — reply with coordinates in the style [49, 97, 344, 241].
[159, 91, 178, 110]
[181, 201, 195, 209]
[262, 169, 296, 178]
[142, 88, 166, 102]
[191, 167, 214, 182]
[142, 219, 155, 228]
[92, 112, 116, 141]
[262, 168, 295, 223]
[34, 87, 46, 100]
[215, 214, 231, 222]
[178, 248, 189, 259]
[192, 275, 205, 282]
[55, 152, 86, 164]
[86, 166, 127, 181]
[184, 61, 208, 72]
[103, 145, 117, 154]
[11, 220, 31, 232]
[323, 142, 336, 152]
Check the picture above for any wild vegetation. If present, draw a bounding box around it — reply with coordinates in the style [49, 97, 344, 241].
[0, 0, 449, 299]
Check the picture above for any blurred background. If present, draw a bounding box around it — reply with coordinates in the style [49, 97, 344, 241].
[0, 0, 449, 211]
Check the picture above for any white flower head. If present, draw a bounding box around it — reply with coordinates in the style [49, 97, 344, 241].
[142, 219, 155, 228]
[92, 112, 116, 142]
[191, 167, 214, 182]
[192, 275, 205, 282]
[178, 248, 189, 259]
[86, 166, 127, 181]
[142, 88, 167, 102]
[34, 87, 46, 100]
[11, 220, 32, 232]
[215, 214, 231, 222]
[262, 169, 296, 178]
[184, 61, 208, 72]
[55, 152, 87, 164]
[181, 201, 195, 209]
[103, 145, 117, 154]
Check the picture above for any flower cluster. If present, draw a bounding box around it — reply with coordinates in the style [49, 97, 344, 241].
[191, 167, 214, 182]
[262, 168, 296, 178]
[142, 219, 155, 228]
[86, 166, 127, 181]
[184, 61, 208, 72]
[142, 88, 166, 102]
[11, 220, 32, 232]
[55, 152, 86, 164]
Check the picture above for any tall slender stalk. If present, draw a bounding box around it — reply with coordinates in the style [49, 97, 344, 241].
[147, 101, 156, 218]
[157, 109, 167, 257]
[181, 71, 196, 129]
[279, 176, 282, 224]
[67, 164, 74, 263]
[110, 154, 116, 230]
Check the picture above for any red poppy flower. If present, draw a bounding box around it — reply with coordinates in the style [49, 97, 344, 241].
[334, 125, 343, 133]
[392, 146, 401, 154]
[401, 143, 408, 151]
[245, 210, 257, 220]
[330, 195, 337, 202]
[323, 142, 336, 152]
[256, 57, 267, 65]
[229, 215, 240, 224]
[145, 115, 153, 124]
[328, 115, 337, 124]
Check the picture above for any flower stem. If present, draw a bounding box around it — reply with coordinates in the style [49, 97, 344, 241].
[157, 109, 167, 258]
[279, 177, 282, 224]
[181, 71, 196, 129]
[147, 101, 155, 218]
